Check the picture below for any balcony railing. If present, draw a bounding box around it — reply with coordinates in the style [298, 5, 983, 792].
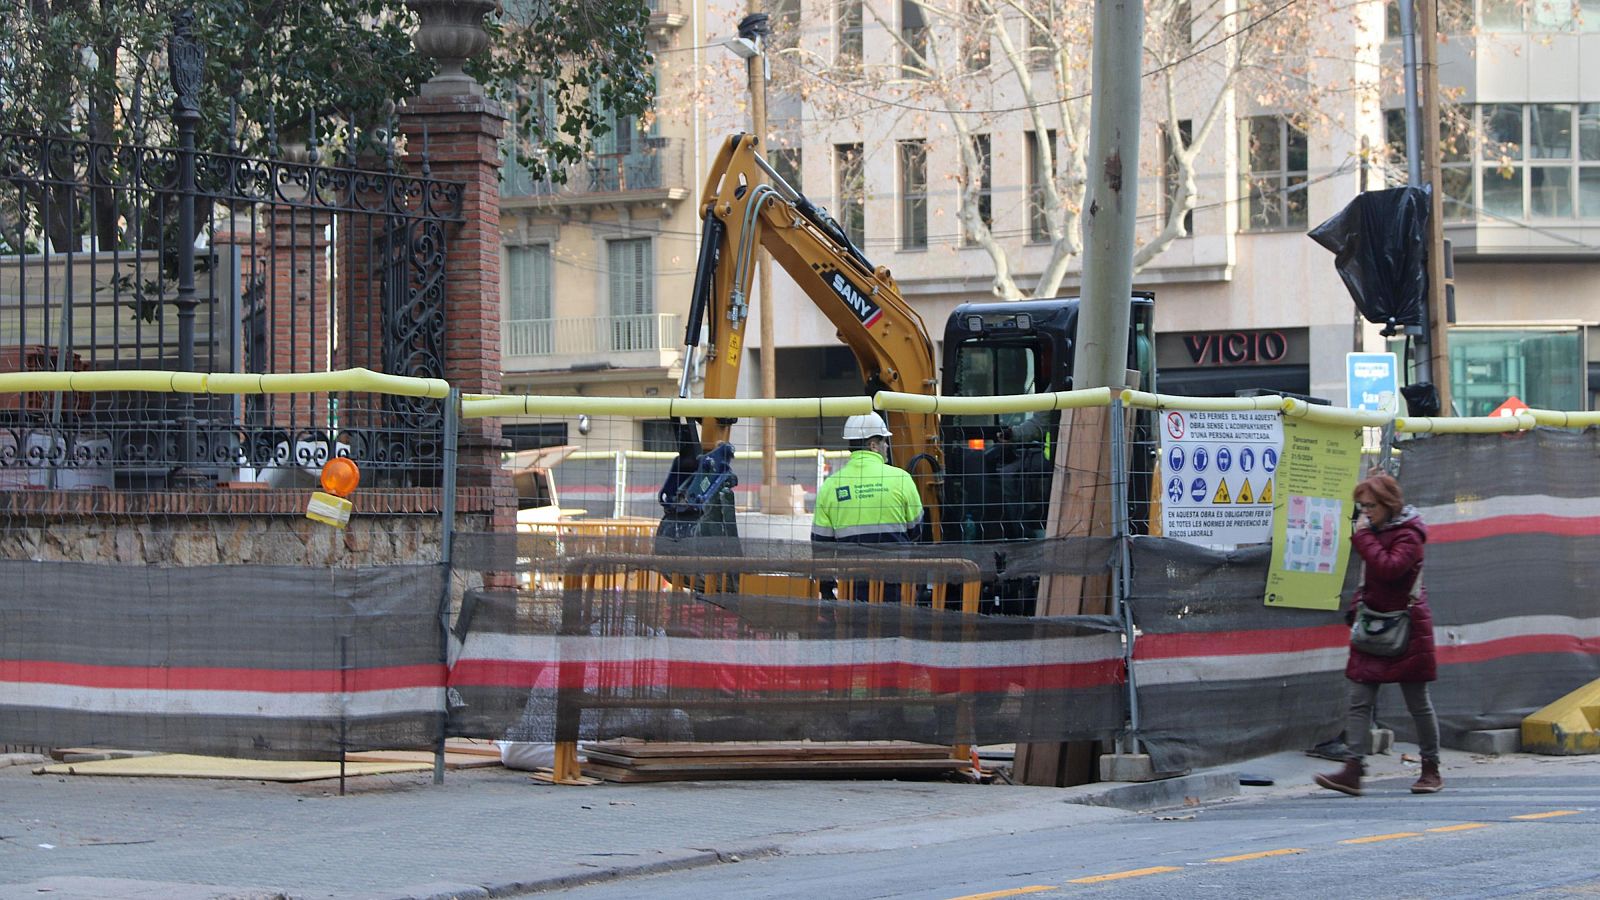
[507, 313, 682, 358]
[502, 138, 688, 202]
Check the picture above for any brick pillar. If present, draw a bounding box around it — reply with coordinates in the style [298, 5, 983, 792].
[264, 204, 334, 431]
[397, 94, 514, 536]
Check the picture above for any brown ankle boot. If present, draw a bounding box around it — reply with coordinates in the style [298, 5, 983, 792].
[1411, 759, 1443, 794]
[1314, 758, 1364, 796]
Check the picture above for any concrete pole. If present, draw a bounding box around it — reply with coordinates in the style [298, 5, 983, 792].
[1073, 0, 1144, 391]
[1016, 0, 1145, 790]
[1418, 0, 1453, 413]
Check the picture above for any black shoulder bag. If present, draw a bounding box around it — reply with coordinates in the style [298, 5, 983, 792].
[1350, 564, 1423, 658]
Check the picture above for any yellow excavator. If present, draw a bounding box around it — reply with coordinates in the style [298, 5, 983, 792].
[662, 134, 1156, 589]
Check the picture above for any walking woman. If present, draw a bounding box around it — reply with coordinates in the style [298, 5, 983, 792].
[1315, 472, 1443, 796]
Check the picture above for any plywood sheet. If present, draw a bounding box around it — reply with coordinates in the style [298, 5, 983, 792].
[36, 754, 432, 782]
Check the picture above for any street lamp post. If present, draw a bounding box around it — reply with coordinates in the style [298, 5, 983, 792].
[729, 12, 786, 515]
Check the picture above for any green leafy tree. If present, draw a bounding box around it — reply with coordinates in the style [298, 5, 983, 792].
[0, 0, 654, 250]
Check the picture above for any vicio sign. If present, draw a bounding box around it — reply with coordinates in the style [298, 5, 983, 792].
[1183, 330, 1289, 366]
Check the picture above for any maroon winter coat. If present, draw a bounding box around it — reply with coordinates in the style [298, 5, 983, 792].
[1345, 507, 1437, 683]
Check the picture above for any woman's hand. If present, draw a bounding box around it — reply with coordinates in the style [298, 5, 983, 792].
[1354, 513, 1371, 532]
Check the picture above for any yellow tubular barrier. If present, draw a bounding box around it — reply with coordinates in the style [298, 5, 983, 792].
[1119, 390, 1284, 412]
[874, 386, 1112, 415]
[1282, 399, 1394, 428]
[0, 366, 447, 399]
[462, 394, 874, 420]
[1397, 412, 1538, 433]
[1528, 409, 1600, 429]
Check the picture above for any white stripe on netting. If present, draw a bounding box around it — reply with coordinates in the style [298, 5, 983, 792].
[0, 685, 444, 718]
[1133, 647, 1348, 686]
[1434, 614, 1600, 647]
[1131, 615, 1600, 687]
[458, 633, 1124, 668]
[1416, 494, 1598, 525]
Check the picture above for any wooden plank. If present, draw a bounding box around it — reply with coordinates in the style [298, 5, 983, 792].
[342, 750, 501, 769]
[586, 741, 950, 761]
[580, 758, 966, 783]
[1018, 403, 1123, 788]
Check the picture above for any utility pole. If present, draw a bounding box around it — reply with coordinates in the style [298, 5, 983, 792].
[1418, 0, 1453, 413]
[1016, 0, 1144, 789]
[736, 11, 786, 513]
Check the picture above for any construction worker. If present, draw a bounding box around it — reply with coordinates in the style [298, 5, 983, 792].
[811, 413, 923, 600]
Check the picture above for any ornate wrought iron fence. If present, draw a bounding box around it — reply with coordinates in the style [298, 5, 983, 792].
[0, 114, 463, 489]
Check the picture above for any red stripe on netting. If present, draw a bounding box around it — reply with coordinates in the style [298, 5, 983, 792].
[447, 658, 1125, 692]
[1430, 514, 1600, 543]
[1134, 624, 1347, 660]
[1439, 633, 1600, 665]
[0, 661, 445, 693]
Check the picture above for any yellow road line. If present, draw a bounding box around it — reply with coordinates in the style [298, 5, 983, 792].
[1340, 832, 1423, 844]
[1067, 866, 1182, 884]
[1512, 810, 1580, 820]
[944, 888, 1056, 900]
[1207, 848, 1305, 863]
[1428, 823, 1493, 833]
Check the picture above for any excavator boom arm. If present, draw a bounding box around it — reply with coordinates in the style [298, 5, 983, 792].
[683, 134, 943, 533]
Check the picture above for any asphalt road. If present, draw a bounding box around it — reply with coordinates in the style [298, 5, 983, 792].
[546, 757, 1600, 900]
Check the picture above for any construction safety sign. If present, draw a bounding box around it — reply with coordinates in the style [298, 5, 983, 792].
[1159, 410, 1282, 548]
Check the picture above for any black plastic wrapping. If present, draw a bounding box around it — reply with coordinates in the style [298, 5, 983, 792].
[1308, 185, 1430, 335]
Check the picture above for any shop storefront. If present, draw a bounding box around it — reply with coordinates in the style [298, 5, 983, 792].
[1155, 327, 1312, 400]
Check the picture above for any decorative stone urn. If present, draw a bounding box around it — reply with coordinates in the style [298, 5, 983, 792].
[408, 0, 496, 96]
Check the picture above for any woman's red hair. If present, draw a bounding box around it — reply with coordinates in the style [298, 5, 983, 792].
[1354, 472, 1404, 518]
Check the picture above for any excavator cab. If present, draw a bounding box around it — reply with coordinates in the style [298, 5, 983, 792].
[938, 295, 1157, 591]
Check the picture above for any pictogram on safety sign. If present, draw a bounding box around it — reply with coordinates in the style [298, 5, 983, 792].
[1235, 479, 1254, 504]
[1212, 479, 1232, 504]
[1257, 480, 1274, 504]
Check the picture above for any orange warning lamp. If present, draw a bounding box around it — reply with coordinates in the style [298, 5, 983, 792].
[320, 456, 361, 498]
[966, 438, 986, 451]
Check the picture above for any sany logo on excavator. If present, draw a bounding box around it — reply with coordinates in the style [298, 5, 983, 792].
[822, 268, 883, 329]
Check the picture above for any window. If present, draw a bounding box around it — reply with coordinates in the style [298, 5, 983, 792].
[1448, 329, 1584, 416]
[1026, 4, 1054, 70]
[607, 238, 655, 351]
[767, 0, 802, 54]
[948, 342, 1040, 427]
[1162, 119, 1194, 235]
[837, 0, 863, 70]
[835, 143, 866, 248]
[1239, 115, 1307, 231]
[1385, 0, 1470, 37]
[769, 146, 802, 193]
[1026, 129, 1057, 243]
[962, 133, 992, 244]
[961, 0, 991, 70]
[507, 244, 553, 355]
[642, 419, 681, 452]
[503, 422, 569, 452]
[900, 0, 929, 78]
[1480, 103, 1600, 220]
[1382, 107, 1474, 221]
[898, 140, 928, 250]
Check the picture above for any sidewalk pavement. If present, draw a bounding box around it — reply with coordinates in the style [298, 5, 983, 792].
[1, 746, 1586, 900]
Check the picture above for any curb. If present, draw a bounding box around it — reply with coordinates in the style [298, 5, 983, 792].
[1060, 771, 1240, 811]
[385, 844, 782, 900]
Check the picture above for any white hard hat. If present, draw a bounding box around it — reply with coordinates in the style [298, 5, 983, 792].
[842, 412, 893, 441]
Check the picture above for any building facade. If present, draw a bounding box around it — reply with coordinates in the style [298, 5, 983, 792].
[694, 0, 1600, 430]
[500, 0, 1600, 461]
[496, 0, 703, 453]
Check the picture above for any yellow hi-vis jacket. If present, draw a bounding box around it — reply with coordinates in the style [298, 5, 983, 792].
[810, 450, 924, 543]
